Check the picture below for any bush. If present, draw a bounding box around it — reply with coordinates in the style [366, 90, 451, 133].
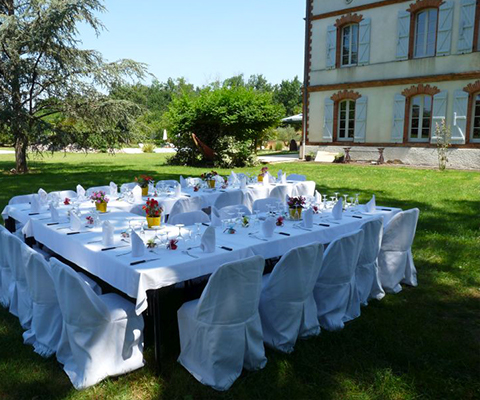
[275, 141, 284, 151]
[142, 143, 156, 153]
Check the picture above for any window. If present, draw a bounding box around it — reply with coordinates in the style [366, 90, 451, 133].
[472, 93, 480, 142]
[338, 100, 355, 140]
[414, 9, 438, 58]
[341, 24, 359, 66]
[409, 95, 432, 142]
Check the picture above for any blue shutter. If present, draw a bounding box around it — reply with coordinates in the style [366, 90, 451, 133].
[392, 94, 406, 142]
[436, 1, 454, 56]
[326, 25, 337, 69]
[457, 0, 476, 54]
[354, 96, 367, 143]
[451, 90, 468, 144]
[431, 91, 448, 143]
[396, 11, 410, 60]
[323, 98, 334, 142]
[358, 18, 371, 65]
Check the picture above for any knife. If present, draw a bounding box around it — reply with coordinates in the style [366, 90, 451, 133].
[278, 232, 291, 236]
[101, 245, 129, 251]
[28, 213, 40, 216]
[381, 208, 392, 211]
[351, 215, 363, 219]
[202, 223, 210, 227]
[218, 246, 233, 251]
[319, 223, 330, 227]
[130, 257, 161, 266]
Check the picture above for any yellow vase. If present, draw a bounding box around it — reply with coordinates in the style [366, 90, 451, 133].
[258, 174, 264, 182]
[95, 202, 107, 213]
[142, 186, 149, 197]
[207, 179, 216, 189]
[289, 207, 302, 220]
[146, 216, 161, 228]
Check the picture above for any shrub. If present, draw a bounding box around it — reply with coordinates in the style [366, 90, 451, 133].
[142, 143, 156, 153]
[275, 141, 284, 151]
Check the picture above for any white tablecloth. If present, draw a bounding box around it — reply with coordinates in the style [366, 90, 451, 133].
[4, 203, 400, 315]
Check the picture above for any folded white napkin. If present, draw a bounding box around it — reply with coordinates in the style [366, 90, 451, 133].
[109, 182, 118, 196]
[70, 212, 82, 231]
[174, 184, 181, 197]
[261, 216, 276, 238]
[76, 185, 86, 198]
[180, 176, 187, 188]
[50, 203, 59, 222]
[102, 221, 115, 246]
[200, 226, 216, 253]
[229, 171, 238, 185]
[303, 208, 314, 228]
[365, 195, 376, 213]
[315, 190, 322, 204]
[277, 170, 282, 180]
[240, 177, 247, 189]
[30, 194, 41, 213]
[210, 206, 222, 227]
[263, 173, 270, 186]
[21, 219, 33, 238]
[131, 230, 145, 257]
[332, 198, 343, 220]
[132, 185, 143, 202]
[38, 188, 48, 204]
[148, 182, 155, 194]
[281, 173, 287, 184]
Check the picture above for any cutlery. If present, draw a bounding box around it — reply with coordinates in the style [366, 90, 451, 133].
[182, 250, 199, 259]
[294, 224, 312, 231]
[116, 251, 131, 257]
[87, 240, 102, 244]
[102, 245, 129, 251]
[218, 246, 233, 251]
[277, 232, 291, 236]
[39, 217, 51, 221]
[130, 257, 161, 266]
[56, 227, 70, 230]
[351, 215, 363, 219]
[319, 223, 330, 227]
[381, 208, 392, 211]
[187, 245, 201, 250]
[202, 223, 210, 227]
[28, 212, 40, 216]
[326, 220, 340, 225]
[248, 233, 268, 241]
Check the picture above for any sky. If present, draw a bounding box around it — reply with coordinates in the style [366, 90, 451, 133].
[78, 0, 307, 87]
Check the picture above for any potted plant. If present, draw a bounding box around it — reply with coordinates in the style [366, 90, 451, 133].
[135, 175, 154, 196]
[90, 191, 109, 213]
[201, 171, 218, 189]
[258, 166, 268, 182]
[142, 198, 163, 228]
[287, 195, 306, 220]
[305, 152, 315, 162]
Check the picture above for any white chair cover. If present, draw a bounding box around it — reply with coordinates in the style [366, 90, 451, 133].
[314, 229, 364, 331]
[378, 208, 420, 293]
[120, 182, 138, 191]
[168, 197, 203, 221]
[169, 210, 210, 226]
[259, 243, 323, 353]
[213, 191, 245, 210]
[287, 174, 306, 181]
[293, 181, 316, 197]
[50, 258, 144, 390]
[252, 197, 282, 213]
[49, 190, 77, 200]
[355, 218, 385, 305]
[155, 180, 179, 189]
[218, 205, 251, 220]
[0, 226, 13, 307]
[23, 249, 63, 357]
[177, 255, 267, 391]
[8, 194, 34, 205]
[7, 232, 33, 329]
[269, 185, 294, 202]
[86, 186, 111, 197]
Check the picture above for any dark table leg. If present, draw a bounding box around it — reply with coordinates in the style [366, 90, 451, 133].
[5, 217, 16, 233]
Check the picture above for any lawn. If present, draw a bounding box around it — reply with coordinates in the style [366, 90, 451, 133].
[0, 152, 479, 400]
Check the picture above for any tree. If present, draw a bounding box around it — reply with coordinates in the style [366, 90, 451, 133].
[273, 76, 303, 117]
[0, 0, 147, 172]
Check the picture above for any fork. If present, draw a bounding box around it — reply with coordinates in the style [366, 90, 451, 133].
[182, 250, 199, 259]
[248, 233, 268, 242]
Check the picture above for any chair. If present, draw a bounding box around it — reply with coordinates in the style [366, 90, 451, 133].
[212, 191, 245, 210]
[168, 197, 203, 221]
[156, 180, 179, 189]
[259, 243, 324, 353]
[313, 229, 364, 331]
[169, 211, 210, 226]
[355, 218, 385, 305]
[177, 255, 267, 391]
[293, 181, 316, 197]
[218, 205, 251, 220]
[269, 185, 293, 202]
[0, 226, 13, 308]
[86, 186, 111, 197]
[23, 248, 63, 357]
[287, 174, 306, 181]
[8, 194, 34, 205]
[50, 258, 144, 390]
[49, 190, 77, 200]
[378, 208, 420, 294]
[7, 232, 33, 329]
[252, 197, 282, 213]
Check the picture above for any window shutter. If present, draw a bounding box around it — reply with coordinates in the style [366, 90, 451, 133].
[323, 98, 334, 142]
[392, 94, 406, 142]
[396, 11, 410, 60]
[326, 25, 337, 69]
[436, 1, 454, 56]
[457, 0, 476, 54]
[358, 18, 371, 65]
[431, 91, 448, 143]
[451, 90, 468, 144]
[354, 96, 368, 143]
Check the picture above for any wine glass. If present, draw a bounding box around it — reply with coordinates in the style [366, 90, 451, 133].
[334, 192, 339, 201]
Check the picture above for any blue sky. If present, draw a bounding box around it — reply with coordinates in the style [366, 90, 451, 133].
[78, 0, 306, 87]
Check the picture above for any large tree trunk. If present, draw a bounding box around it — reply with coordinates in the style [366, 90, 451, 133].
[14, 136, 28, 173]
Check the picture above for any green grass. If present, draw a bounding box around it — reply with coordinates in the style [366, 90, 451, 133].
[0, 152, 479, 400]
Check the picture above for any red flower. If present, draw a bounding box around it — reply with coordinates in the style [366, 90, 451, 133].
[276, 216, 284, 227]
[64, 198, 71, 205]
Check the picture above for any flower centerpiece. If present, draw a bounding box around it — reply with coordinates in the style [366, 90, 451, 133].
[167, 238, 178, 250]
[201, 171, 218, 189]
[276, 216, 285, 227]
[193, 183, 201, 192]
[258, 166, 268, 182]
[142, 198, 163, 228]
[287, 196, 306, 220]
[64, 197, 71, 205]
[90, 191, 109, 213]
[135, 175, 154, 196]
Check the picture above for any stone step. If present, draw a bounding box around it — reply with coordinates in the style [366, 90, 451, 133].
[314, 151, 336, 163]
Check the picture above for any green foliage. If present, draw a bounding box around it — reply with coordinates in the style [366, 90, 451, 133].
[436, 119, 451, 171]
[275, 141, 284, 151]
[141, 143, 156, 153]
[165, 86, 283, 167]
[276, 126, 301, 146]
[273, 76, 303, 116]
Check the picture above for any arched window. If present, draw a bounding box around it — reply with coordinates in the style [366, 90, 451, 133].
[413, 8, 438, 58]
[409, 95, 432, 142]
[471, 93, 480, 142]
[341, 24, 359, 66]
[338, 100, 356, 140]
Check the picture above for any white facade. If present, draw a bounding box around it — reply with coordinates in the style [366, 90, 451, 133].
[304, 0, 480, 168]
